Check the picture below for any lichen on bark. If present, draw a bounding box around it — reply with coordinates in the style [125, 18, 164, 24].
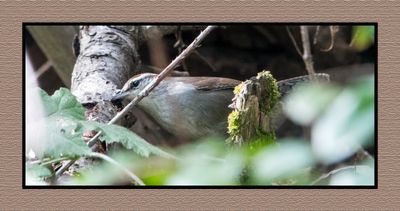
[71, 26, 140, 105]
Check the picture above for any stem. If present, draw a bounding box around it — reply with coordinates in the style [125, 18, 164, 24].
[55, 25, 218, 177]
[300, 26, 316, 75]
[311, 165, 370, 185]
[40, 157, 69, 166]
[89, 152, 145, 186]
[286, 26, 302, 57]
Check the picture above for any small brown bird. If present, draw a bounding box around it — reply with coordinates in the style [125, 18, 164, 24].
[113, 73, 329, 140]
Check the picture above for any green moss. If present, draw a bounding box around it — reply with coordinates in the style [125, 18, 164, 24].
[257, 70, 280, 114]
[227, 110, 241, 136]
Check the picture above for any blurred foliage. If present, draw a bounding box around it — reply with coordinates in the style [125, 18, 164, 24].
[284, 76, 374, 164]
[26, 163, 52, 185]
[352, 25, 375, 52]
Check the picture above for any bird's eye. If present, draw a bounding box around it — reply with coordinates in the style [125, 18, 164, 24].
[130, 80, 140, 89]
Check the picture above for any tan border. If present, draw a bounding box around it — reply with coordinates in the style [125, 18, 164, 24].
[0, 0, 396, 210]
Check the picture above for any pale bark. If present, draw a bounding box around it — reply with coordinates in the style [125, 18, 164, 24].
[71, 26, 140, 104]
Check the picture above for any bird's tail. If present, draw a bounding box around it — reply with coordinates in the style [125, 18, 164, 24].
[277, 73, 330, 97]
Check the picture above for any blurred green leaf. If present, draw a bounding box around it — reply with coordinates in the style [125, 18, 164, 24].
[68, 160, 128, 185]
[26, 163, 52, 185]
[283, 84, 340, 125]
[329, 164, 374, 186]
[352, 25, 375, 52]
[26, 163, 52, 178]
[166, 139, 245, 185]
[312, 76, 374, 164]
[251, 140, 315, 184]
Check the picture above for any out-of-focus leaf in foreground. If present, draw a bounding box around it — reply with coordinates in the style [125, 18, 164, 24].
[312, 76, 374, 164]
[284, 75, 374, 165]
[26, 163, 52, 185]
[166, 138, 245, 185]
[251, 140, 315, 184]
[352, 25, 375, 52]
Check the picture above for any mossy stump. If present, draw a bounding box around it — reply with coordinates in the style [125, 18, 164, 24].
[227, 71, 280, 146]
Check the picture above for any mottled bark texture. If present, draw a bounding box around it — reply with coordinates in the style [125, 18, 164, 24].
[71, 26, 140, 104]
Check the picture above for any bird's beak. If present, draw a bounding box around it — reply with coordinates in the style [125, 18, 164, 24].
[112, 90, 129, 100]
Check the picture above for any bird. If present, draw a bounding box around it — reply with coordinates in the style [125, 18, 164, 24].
[112, 73, 329, 140]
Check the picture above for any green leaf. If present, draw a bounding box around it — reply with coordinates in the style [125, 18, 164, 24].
[83, 121, 175, 159]
[329, 164, 374, 186]
[39, 87, 85, 120]
[166, 139, 245, 185]
[251, 140, 314, 184]
[36, 88, 90, 159]
[283, 84, 340, 125]
[36, 87, 174, 161]
[38, 89, 58, 117]
[26, 163, 52, 185]
[51, 88, 86, 120]
[26, 163, 53, 178]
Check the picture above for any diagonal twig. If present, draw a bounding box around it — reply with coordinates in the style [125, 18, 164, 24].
[286, 26, 303, 57]
[55, 25, 218, 178]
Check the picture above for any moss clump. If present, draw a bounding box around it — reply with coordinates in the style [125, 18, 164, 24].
[227, 110, 241, 137]
[257, 70, 280, 114]
[227, 70, 280, 146]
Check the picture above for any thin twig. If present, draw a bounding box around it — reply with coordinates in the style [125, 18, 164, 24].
[286, 26, 302, 58]
[90, 152, 145, 186]
[36, 60, 53, 78]
[313, 25, 320, 45]
[40, 157, 69, 166]
[253, 25, 277, 44]
[300, 26, 316, 75]
[55, 25, 218, 177]
[311, 165, 370, 185]
[320, 25, 339, 52]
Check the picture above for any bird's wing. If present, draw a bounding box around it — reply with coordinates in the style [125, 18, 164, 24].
[277, 73, 330, 96]
[172, 77, 241, 91]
